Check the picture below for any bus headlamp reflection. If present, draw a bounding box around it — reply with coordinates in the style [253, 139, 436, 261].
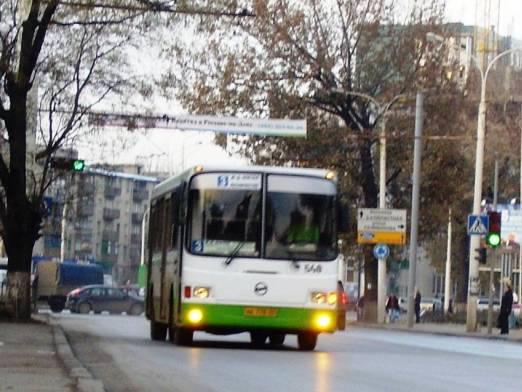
[313, 313, 333, 330]
[187, 309, 204, 324]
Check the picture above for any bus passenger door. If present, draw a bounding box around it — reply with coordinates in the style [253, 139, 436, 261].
[170, 188, 183, 325]
[159, 198, 170, 320]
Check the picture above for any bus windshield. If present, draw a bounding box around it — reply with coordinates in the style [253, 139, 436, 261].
[188, 173, 262, 257]
[187, 172, 336, 261]
[265, 175, 337, 261]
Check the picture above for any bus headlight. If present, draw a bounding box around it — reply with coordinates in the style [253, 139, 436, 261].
[187, 308, 203, 324]
[313, 313, 333, 330]
[327, 292, 337, 305]
[193, 286, 210, 299]
[311, 291, 337, 305]
[311, 292, 327, 304]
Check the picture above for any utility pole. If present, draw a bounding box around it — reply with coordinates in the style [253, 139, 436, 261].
[444, 209, 452, 314]
[60, 202, 68, 263]
[407, 92, 424, 328]
[377, 118, 387, 324]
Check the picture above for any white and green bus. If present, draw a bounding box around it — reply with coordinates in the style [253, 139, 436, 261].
[145, 165, 348, 350]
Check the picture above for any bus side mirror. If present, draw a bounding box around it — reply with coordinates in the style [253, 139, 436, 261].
[337, 202, 350, 233]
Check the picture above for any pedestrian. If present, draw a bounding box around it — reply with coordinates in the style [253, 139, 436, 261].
[357, 295, 364, 321]
[414, 289, 421, 323]
[385, 293, 400, 323]
[497, 282, 514, 335]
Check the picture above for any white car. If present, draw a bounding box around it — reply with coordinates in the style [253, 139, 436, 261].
[420, 297, 443, 313]
[477, 297, 520, 319]
[477, 298, 500, 312]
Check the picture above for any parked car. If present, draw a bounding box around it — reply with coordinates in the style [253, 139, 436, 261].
[66, 285, 144, 315]
[420, 297, 443, 313]
[35, 261, 104, 312]
[477, 298, 500, 312]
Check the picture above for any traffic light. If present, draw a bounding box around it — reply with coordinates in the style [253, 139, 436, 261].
[486, 211, 501, 248]
[475, 247, 487, 264]
[51, 158, 85, 172]
[72, 159, 85, 172]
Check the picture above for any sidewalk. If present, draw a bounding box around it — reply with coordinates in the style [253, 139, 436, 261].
[347, 312, 522, 342]
[0, 315, 104, 392]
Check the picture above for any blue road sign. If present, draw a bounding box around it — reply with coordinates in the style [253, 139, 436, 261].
[467, 214, 489, 235]
[373, 244, 390, 259]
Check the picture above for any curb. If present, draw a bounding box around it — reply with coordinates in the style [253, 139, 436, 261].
[34, 314, 105, 392]
[347, 320, 522, 343]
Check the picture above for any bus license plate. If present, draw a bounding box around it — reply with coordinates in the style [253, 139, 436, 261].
[244, 307, 278, 317]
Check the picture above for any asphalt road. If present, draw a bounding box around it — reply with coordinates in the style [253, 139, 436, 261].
[53, 312, 522, 392]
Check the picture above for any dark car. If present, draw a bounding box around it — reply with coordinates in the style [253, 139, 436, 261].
[66, 285, 144, 315]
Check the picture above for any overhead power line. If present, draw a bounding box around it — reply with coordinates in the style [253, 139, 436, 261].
[54, 1, 255, 17]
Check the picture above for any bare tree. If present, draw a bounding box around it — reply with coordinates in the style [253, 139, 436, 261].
[0, 0, 155, 319]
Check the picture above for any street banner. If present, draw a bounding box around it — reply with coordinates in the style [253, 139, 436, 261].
[89, 112, 307, 137]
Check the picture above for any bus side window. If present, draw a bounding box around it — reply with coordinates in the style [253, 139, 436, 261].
[170, 190, 179, 249]
[149, 204, 158, 253]
[164, 197, 172, 251]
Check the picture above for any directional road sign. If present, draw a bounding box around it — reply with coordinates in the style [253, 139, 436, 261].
[357, 208, 407, 245]
[467, 214, 488, 235]
[373, 244, 390, 259]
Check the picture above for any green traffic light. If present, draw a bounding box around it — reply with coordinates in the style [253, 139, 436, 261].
[72, 159, 85, 172]
[486, 233, 501, 247]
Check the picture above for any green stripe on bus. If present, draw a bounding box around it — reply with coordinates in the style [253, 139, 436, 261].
[180, 303, 337, 332]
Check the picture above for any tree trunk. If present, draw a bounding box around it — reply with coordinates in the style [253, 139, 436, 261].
[4, 271, 32, 319]
[359, 139, 379, 322]
[2, 81, 40, 320]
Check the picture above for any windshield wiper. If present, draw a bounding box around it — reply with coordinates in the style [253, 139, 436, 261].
[285, 248, 300, 270]
[224, 242, 246, 266]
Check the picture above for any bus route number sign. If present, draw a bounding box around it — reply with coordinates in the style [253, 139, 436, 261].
[217, 174, 261, 190]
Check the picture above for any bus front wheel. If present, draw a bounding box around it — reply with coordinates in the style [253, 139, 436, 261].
[150, 320, 167, 341]
[297, 332, 317, 351]
[174, 328, 193, 346]
[250, 332, 267, 347]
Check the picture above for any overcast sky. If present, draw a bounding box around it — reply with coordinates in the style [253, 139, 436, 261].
[444, 0, 522, 40]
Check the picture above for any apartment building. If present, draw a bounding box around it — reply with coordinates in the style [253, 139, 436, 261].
[37, 164, 161, 284]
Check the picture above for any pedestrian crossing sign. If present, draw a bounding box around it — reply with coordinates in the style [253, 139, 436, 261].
[467, 214, 489, 235]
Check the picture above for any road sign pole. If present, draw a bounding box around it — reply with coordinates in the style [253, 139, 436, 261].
[378, 118, 387, 324]
[407, 92, 423, 328]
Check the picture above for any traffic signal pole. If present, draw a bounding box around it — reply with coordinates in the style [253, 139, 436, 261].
[487, 160, 498, 334]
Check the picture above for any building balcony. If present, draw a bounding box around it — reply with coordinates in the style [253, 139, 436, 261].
[78, 182, 95, 195]
[77, 204, 94, 217]
[130, 233, 142, 244]
[102, 229, 119, 242]
[132, 188, 148, 202]
[104, 186, 121, 199]
[76, 241, 93, 254]
[76, 232, 93, 243]
[103, 208, 120, 220]
[131, 212, 143, 225]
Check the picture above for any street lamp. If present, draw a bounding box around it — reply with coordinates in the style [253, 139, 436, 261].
[466, 47, 522, 332]
[334, 89, 406, 324]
